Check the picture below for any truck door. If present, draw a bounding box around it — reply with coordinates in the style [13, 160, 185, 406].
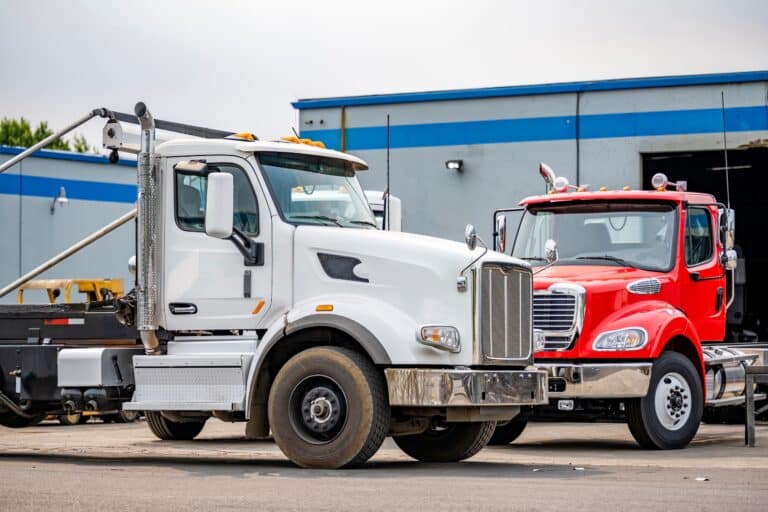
[162, 156, 272, 331]
[681, 206, 725, 341]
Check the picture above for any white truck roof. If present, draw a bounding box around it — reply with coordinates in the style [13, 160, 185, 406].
[156, 138, 368, 171]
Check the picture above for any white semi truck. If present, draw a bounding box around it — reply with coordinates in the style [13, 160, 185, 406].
[0, 103, 546, 468]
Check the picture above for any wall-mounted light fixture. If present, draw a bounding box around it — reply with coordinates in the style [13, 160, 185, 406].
[50, 186, 69, 215]
[445, 159, 463, 172]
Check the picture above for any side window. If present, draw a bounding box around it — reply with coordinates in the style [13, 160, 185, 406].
[175, 164, 259, 235]
[685, 207, 713, 266]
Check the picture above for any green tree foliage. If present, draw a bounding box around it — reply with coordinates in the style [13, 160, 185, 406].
[72, 133, 92, 153]
[0, 117, 95, 153]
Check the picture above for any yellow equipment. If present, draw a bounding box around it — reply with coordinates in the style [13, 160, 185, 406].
[17, 278, 124, 304]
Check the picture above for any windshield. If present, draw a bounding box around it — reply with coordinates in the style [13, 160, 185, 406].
[258, 152, 377, 228]
[512, 202, 678, 272]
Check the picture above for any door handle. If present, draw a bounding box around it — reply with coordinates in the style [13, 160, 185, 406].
[169, 303, 197, 315]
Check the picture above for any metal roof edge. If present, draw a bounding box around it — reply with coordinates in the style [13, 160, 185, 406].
[293, 70, 768, 110]
[0, 145, 137, 167]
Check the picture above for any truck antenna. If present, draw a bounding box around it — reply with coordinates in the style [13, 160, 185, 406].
[720, 91, 731, 209]
[385, 113, 391, 231]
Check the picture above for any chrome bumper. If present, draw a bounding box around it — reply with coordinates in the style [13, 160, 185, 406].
[539, 362, 652, 398]
[384, 368, 548, 407]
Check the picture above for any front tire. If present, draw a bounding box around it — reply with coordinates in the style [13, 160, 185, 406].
[394, 421, 496, 462]
[145, 411, 207, 440]
[268, 346, 390, 469]
[488, 417, 528, 445]
[627, 351, 703, 449]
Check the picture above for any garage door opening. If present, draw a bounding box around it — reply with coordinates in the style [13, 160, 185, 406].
[642, 147, 768, 341]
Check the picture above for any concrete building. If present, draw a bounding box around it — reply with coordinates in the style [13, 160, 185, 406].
[293, 70, 768, 242]
[0, 148, 136, 303]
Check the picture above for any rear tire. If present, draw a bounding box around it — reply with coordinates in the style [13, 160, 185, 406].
[0, 412, 45, 428]
[145, 411, 206, 440]
[627, 351, 702, 449]
[268, 346, 390, 469]
[488, 417, 528, 445]
[394, 421, 496, 462]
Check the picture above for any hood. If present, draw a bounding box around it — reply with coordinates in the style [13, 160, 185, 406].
[290, 226, 529, 361]
[533, 265, 668, 293]
[294, 226, 527, 281]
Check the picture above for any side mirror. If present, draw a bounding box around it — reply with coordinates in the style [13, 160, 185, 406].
[724, 248, 738, 271]
[205, 172, 234, 239]
[495, 215, 507, 253]
[718, 208, 735, 249]
[465, 224, 478, 251]
[544, 239, 558, 264]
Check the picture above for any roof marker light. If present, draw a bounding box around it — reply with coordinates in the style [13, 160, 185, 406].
[280, 135, 326, 148]
[229, 132, 256, 141]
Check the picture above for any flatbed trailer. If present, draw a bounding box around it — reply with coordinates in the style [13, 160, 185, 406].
[0, 301, 142, 426]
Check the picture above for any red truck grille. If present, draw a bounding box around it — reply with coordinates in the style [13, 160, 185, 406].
[533, 293, 578, 350]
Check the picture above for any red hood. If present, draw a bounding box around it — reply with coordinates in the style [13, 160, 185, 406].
[533, 264, 679, 360]
[533, 265, 666, 292]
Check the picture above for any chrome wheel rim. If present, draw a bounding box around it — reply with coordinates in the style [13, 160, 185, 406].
[653, 371, 692, 431]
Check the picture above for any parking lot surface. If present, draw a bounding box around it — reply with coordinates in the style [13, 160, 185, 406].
[1, 420, 766, 511]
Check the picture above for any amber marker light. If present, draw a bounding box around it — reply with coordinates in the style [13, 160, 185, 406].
[252, 299, 266, 315]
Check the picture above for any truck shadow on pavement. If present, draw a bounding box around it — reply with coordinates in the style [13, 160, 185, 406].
[0, 452, 604, 480]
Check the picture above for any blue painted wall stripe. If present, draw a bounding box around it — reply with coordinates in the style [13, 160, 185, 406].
[0, 145, 137, 167]
[293, 70, 768, 109]
[0, 174, 137, 203]
[301, 105, 768, 151]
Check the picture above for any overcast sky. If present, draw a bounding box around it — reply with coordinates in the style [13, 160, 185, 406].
[1, 0, 766, 150]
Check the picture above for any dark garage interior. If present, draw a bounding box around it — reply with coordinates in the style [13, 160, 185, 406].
[643, 146, 768, 341]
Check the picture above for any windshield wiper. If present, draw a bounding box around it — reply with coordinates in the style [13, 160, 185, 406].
[348, 220, 378, 228]
[288, 215, 343, 227]
[575, 255, 636, 268]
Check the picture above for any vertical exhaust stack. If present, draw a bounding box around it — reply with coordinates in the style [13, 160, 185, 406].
[135, 102, 161, 355]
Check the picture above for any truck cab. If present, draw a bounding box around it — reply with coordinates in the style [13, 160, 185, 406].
[491, 168, 764, 449]
[0, 103, 547, 469]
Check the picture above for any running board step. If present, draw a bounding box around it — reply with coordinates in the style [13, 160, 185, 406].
[707, 393, 766, 407]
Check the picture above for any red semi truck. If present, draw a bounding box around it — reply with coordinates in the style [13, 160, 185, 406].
[490, 165, 767, 449]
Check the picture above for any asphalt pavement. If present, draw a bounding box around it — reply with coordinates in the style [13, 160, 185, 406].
[0, 420, 766, 511]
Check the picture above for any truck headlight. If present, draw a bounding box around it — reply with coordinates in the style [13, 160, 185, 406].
[593, 327, 647, 351]
[417, 326, 461, 353]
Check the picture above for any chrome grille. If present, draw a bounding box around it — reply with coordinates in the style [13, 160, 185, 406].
[479, 264, 532, 363]
[533, 293, 578, 350]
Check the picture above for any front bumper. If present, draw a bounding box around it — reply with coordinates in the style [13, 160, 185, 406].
[538, 362, 652, 398]
[384, 368, 548, 407]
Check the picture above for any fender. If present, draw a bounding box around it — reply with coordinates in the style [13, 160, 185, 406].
[243, 311, 391, 417]
[243, 294, 472, 417]
[588, 299, 705, 380]
[283, 313, 391, 364]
